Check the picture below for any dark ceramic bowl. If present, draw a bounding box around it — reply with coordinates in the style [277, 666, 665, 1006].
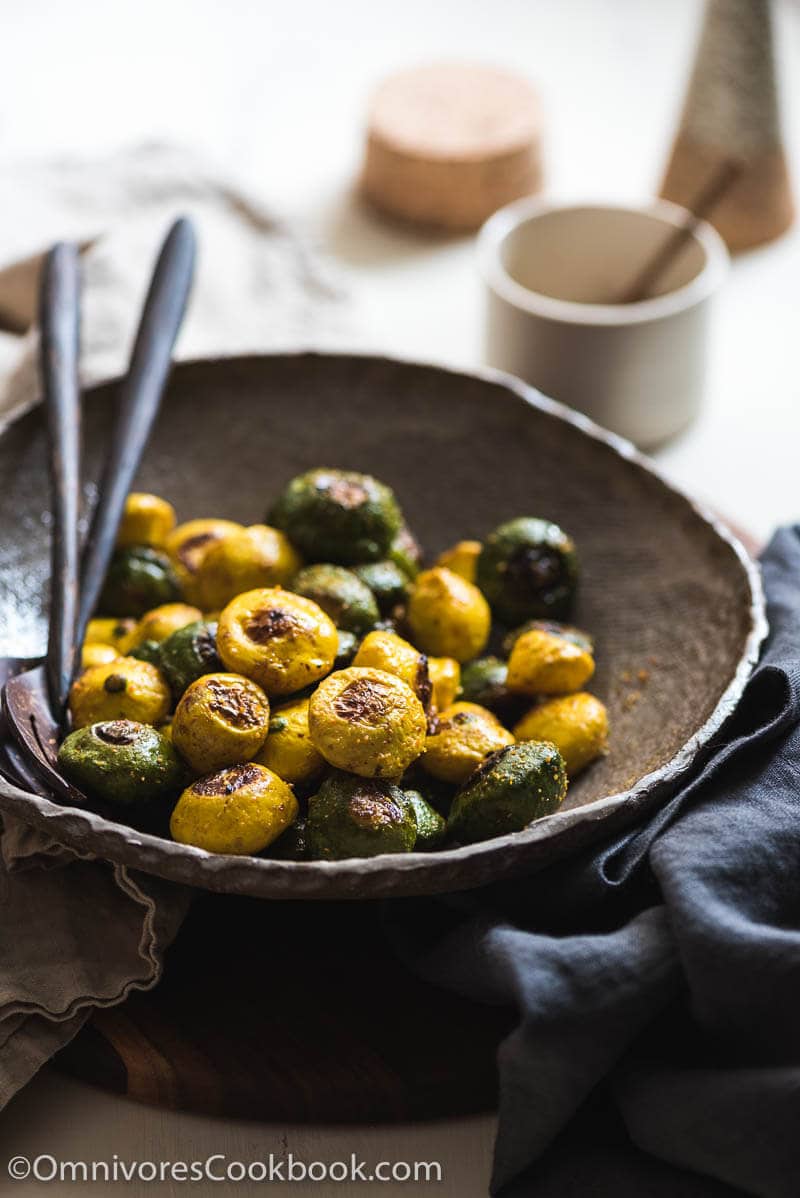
[0, 353, 765, 899]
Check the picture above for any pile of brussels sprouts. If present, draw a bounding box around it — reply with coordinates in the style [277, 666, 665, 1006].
[57, 469, 609, 861]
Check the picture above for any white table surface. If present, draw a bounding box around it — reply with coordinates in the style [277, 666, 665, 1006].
[0, 0, 798, 1193]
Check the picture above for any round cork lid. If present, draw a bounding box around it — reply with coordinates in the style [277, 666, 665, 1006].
[361, 62, 544, 230]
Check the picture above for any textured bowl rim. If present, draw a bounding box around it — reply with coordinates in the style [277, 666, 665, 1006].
[0, 351, 767, 898]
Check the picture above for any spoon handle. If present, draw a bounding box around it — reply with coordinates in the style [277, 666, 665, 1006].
[77, 217, 196, 640]
[39, 244, 81, 722]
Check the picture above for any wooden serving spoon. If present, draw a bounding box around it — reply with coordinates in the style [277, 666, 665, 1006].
[2, 218, 196, 801]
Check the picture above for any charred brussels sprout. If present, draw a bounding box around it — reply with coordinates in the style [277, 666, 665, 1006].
[158, 620, 222, 698]
[69, 657, 171, 729]
[98, 546, 181, 617]
[170, 762, 298, 854]
[291, 564, 379, 635]
[308, 666, 427, 778]
[447, 741, 567, 844]
[58, 720, 182, 807]
[407, 567, 491, 663]
[308, 774, 417, 859]
[423, 701, 515, 785]
[514, 692, 609, 775]
[352, 560, 411, 614]
[117, 493, 176, 549]
[268, 468, 402, 564]
[353, 629, 432, 708]
[172, 672, 271, 775]
[477, 518, 578, 625]
[403, 789, 446, 850]
[217, 588, 338, 696]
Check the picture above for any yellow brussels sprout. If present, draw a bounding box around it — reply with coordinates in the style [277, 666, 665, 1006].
[165, 518, 245, 603]
[80, 643, 119, 671]
[407, 567, 490, 662]
[352, 629, 432, 707]
[122, 603, 203, 652]
[255, 696, 326, 786]
[69, 657, 171, 729]
[84, 617, 137, 652]
[170, 762, 298, 854]
[435, 540, 481, 584]
[193, 524, 302, 611]
[513, 692, 608, 775]
[506, 627, 595, 696]
[216, 588, 337, 696]
[308, 666, 427, 778]
[171, 672, 270, 775]
[423, 701, 514, 784]
[428, 657, 461, 711]
[117, 492, 177, 548]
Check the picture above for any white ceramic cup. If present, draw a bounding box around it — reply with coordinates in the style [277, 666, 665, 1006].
[478, 198, 729, 447]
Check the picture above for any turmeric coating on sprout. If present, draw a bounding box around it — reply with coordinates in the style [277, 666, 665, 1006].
[170, 762, 298, 855]
[216, 588, 338, 696]
[171, 672, 271, 775]
[309, 666, 427, 778]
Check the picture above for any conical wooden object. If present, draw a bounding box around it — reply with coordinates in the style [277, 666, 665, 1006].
[660, 0, 794, 252]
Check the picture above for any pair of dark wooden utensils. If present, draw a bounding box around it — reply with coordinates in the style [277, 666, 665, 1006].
[0, 218, 196, 803]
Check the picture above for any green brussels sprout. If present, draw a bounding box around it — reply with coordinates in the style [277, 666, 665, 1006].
[352, 560, 411, 614]
[268, 468, 402, 564]
[477, 518, 578, 625]
[501, 619, 593, 658]
[129, 639, 162, 667]
[98, 546, 181, 617]
[57, 719, 183, 807]
[291, 564, 379, 634]
[459, 656, 528, 724]
[334, 629, 359, 669]
[308, 773, 417, 860]
[157, 620, 221, 700]
[268, 817, 310, 860]
[447, 741, 567, 845]
[389, 523, 423, 578]
[402, 789, 446, 850]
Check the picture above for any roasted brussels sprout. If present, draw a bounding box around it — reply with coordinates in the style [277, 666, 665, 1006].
[129, 639, 162, 667]
[507, 627, 595, 696]
[435, 540, 481, 584]
[217, 588, 338, 696]
[69, 657, 171, 729]
[268, 468, 402, 564]
[58, 720, 182, 807]
[124, 603, 203, 652]
[291, 564, 379, 635]
[192, 524, 302, 611]
[84, 617, 136, 652]
[501, 619, 593, 658]
[353, 629, 432, 708]
[389, 524, 423, 579]
[158, 620, 222, 698]
[427, 656, 460, 712]
[165, 518, 245, 602]
[308, 773, 417, 859]
[447, 741, 567, 844]
[255, 696, 326, 786]
[407, 567, 490, 662]
[308, 666, 427, 778]
[460, 656, 510, 709]
[117, 493, 177, 549]
[477, 517, 578, 625]
[98, 547, 181, 617]
[80, 643, 119, 671]
[514, 692, 609, 775]
[403, 789, 446, 849]
[351, 560, 411, 614]
[170, 762, 298, 854]
[423, 701, 515, 785]
[172, 672, 271, 775]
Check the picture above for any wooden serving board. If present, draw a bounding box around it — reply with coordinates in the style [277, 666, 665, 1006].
[54, 893, 513, 1122]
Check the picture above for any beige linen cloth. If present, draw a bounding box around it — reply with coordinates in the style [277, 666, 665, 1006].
[0, 143, 350, 1108]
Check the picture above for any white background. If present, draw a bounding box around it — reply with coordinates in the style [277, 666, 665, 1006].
[0, 0, 798, 1194]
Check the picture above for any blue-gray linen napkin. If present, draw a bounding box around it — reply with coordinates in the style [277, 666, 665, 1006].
[388, 525, 800, 1198]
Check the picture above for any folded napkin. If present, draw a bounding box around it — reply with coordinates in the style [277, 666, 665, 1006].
[388, 526, 800, 1198]
[0, 143, 349, 1107]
